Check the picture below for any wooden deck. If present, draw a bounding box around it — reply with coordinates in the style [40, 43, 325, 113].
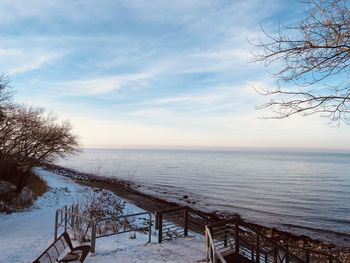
[222, 252, 253, 263]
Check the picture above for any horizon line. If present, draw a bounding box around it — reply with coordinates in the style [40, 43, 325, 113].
[79, 146, 350, 154]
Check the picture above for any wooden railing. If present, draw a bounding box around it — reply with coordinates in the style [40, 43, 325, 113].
[156, 206, 211, 243]
[205, 219, 343, 263]
[206, 225, 228, 263]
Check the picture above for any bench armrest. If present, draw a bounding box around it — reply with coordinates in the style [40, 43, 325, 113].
[71, 245, 91, 262]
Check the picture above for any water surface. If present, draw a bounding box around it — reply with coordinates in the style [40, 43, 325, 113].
[57, 148, 350, 244]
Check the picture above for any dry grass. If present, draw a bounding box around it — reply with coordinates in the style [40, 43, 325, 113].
[26, 172, 48, 200]
[0, 169, 48, 212]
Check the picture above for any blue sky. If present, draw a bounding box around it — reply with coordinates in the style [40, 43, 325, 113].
[1, 0, 350, 150]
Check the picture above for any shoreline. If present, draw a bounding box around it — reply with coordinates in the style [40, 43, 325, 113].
[42, 163, 350, 261]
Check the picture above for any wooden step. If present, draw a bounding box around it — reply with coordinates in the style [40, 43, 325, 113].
[223, 252, 254, 263]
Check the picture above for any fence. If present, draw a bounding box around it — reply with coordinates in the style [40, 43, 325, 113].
[156, 206, 211, 243]
[205, 219, 343, 263]
[55, 204, 152, 252]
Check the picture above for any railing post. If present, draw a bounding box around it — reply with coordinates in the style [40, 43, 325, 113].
[256, 234, 260, 263]
[155, 211, 159, 230]
[329, 255, 333, 263]
[235, 221, 240, 256]
[91, 222, 96, 253]
[64, 205, 67, 232]
[184, 208, 189, 237]
[158, 213, 163, 243]
[305, 249, 310, 263]
[274, 247, 277, 263]
[205, 227, 209, 263]
[285, 244, 289, 263]
[74, 204, 79, 239]
[54, 210, 59, 241]
[70, 205, 75, 229]
[148, 213, 152, 243]
[224, 229, 227, 248]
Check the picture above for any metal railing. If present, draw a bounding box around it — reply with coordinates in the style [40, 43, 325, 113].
[55, 205, 152, 252]
[205, 219, 343, 263]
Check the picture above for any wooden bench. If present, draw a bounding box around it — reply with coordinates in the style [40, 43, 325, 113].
[33, 232, 90, 263]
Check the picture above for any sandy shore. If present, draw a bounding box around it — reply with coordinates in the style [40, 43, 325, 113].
[42, 163, 350, 262]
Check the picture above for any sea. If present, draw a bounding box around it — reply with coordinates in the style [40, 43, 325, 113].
[56, 148, 350, 244]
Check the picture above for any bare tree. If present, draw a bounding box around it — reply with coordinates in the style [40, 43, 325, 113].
[0, 75, 12, 122]
[0, 104, 79, 191]
[253, 0, 350, 125]
[0, 76, 79, 196]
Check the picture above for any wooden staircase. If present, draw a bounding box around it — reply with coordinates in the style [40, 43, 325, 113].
[205, 218, 342, 263]
[222, 252, 253, 263]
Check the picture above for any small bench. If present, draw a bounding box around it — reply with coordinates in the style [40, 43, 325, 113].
[33, 232, 90, 263]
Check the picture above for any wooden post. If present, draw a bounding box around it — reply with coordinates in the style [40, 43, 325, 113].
[205, 227, 209, 263]
[148, 214, 152, 243]
[285, 244, 289, 263]
[184, 208, 189, 237]
[329, 255, 333, 263]
[235, 222, 240, 256]
[305, 249, 310, 263]
[256, 234, 260, 263]
[224, 229, 227, 248]
[70, 206, 74, 229]
[54, 210, 59, 240]
[274, 247, 277, 263]
[91, 222, 96, 253]
[64, 205, 67, 232]
[155, 212, 158, 230]
[158, 213, 163, 243]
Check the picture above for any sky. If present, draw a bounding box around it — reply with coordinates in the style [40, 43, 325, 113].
[1, 0, 350, 151]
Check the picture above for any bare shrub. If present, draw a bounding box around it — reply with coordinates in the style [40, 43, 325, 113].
[73, 188, 127, 242]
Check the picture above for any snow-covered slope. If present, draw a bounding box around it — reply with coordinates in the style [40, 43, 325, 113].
[0, 168, 205, 263]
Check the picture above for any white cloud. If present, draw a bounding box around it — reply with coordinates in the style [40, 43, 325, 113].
[54, 72, 155, 95]
[2, 0, 348, 150]
[143, 80, 271, 110]
[0, 48, 63, 75]
[191, 48, 252, 63]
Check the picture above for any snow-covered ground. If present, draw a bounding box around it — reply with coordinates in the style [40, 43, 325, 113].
[0, 168, 205, 263]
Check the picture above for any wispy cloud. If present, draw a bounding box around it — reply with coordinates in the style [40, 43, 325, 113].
[0, 48, 63, 75]
[1, 0, 347, 149]
[143, 81, 269, 109]
[52, 72, 155, 95]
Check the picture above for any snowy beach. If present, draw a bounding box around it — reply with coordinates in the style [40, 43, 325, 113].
[0, 168, 205, 263]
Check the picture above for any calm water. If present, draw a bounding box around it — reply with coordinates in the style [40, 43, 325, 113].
[57, 148, 350, 244]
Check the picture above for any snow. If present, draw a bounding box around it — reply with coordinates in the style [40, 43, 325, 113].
[88, 235, 205, 263]
[0, 168, 206, 263]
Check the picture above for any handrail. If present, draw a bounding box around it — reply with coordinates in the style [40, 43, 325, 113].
[287, 244, 343, 263]
[55, 205, 96, 251]
[205, 225, 227, 263]
[207, 218, 343, 263]
[95, 211, 152, 243]
[55, 205, 152, 253]
[157, 207, 186, 243]
[239, 221, 342, 263]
